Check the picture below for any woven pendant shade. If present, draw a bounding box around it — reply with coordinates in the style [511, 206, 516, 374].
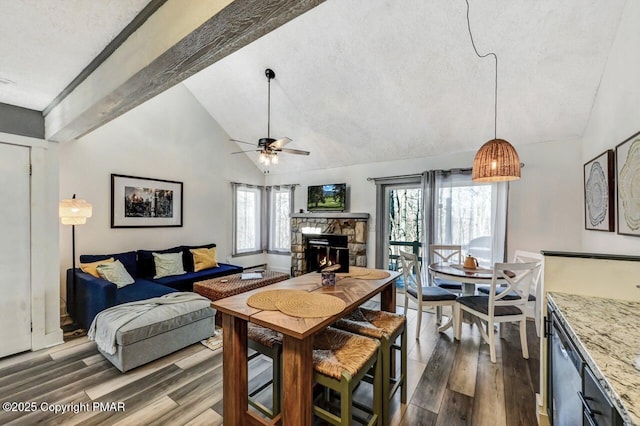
[471, 138, 521, 182]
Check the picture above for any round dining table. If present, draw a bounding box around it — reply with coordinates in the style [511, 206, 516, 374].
[428, 262, 503, 295]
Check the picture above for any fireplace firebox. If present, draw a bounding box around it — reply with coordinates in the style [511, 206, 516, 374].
[305, 234, 349, 273]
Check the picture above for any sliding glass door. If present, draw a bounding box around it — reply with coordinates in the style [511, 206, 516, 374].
[432, 172, 498, 267]
[374, 176, 423, 289]
[385, 184, 423, 273]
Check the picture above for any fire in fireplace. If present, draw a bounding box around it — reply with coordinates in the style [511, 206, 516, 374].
[305, 234, 349, 273]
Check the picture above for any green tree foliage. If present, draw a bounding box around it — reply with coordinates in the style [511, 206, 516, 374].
[308, 186, 325, 207]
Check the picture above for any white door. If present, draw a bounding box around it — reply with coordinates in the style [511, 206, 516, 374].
[0, 143, 31, 357]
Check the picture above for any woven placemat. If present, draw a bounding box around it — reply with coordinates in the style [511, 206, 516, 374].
[275, 292, 346, 318]
[336, 266, 370, 278]
[247, 289, 307, 310]
[357, 269, 391, 280]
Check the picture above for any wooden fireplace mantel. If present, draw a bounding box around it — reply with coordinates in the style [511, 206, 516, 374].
[291, 212, 370, 219]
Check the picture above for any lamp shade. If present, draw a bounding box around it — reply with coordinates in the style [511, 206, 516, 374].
[59, 198, 93, 225]
[471, 138, 521, 182]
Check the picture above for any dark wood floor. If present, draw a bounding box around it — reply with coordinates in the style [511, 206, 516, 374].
[0, 304, 539, 425]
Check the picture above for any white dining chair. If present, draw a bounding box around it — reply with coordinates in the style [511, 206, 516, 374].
[429, 244, 463, 294]
[399, 250, 457, 338]
[454, 261, 541, 363]
[476, 250, 544, 335]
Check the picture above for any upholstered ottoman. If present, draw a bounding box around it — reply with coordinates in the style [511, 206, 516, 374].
[194, 271, 290, 324]
[98, 298, 215, 372]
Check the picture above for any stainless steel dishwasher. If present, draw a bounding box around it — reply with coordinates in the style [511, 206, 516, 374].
[547, 304, 583, 426]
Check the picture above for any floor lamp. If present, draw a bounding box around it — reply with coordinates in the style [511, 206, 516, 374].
[59, 194, 92, 332]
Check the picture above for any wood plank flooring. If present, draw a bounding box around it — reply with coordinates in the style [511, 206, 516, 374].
[0, 303, 539, 425]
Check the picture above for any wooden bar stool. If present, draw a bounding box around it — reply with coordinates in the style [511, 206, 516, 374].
[335, 307, 407, 425]
[247, 323, 282, 419]
[313, 327, 383, 426]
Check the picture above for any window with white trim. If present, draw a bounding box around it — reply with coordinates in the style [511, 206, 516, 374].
[233, 184, 262, 255]
[232, 183, 296, 256]
[268, 186, 294, 253]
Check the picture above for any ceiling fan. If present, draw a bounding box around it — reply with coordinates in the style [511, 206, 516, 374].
[231, 68, 310, 166]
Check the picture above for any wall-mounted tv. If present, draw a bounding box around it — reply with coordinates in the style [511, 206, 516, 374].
[307, 183, 347, 212]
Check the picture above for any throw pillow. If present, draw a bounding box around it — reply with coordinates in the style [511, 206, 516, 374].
[80, 257, 115, 278]
[96, 260, 135, 288]
[190, 247, 219, 272]
[153, 251, 186, 279]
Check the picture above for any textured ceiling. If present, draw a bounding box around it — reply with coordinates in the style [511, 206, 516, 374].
[0, 0, 626, 173]
[0, 0, 151, 111]
[184, 0, 625, 173]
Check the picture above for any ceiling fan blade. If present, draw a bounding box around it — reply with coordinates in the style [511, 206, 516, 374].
[230, 138, 256, 146]
[278, 147, 310, 156]
[268, 137, 292, 149]
[231, 149, 259, 154]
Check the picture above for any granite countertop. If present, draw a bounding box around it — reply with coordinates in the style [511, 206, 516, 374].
[548, 292, 640, 425]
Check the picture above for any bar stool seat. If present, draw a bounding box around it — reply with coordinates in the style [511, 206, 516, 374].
[247, 323, 282, 419]
[335, 307, 407, 424]
[313, 327, 382, 426]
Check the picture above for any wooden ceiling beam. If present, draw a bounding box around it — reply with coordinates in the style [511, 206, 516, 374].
[45, 0, 325, 142]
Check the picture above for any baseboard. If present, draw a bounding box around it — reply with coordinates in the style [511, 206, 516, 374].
[536, 393, 550, 426]
[32, 329, 64, 351]
[262, 265, 291, 274]
[244, 263, 268, 271]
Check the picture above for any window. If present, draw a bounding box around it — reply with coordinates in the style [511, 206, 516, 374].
[232, 183, 295, 256]
[267, 186, 295, 253]
[431, 171, 507, 267]
[233, 184, 262, 255]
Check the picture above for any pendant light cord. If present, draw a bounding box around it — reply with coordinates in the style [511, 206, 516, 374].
[267, 74, 271, 139]
[465, 0, 498, 140]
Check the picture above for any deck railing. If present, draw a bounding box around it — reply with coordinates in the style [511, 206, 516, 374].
[388, 240, 423, 290]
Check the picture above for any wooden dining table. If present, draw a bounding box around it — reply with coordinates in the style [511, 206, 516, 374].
[211, 269, 400, 426]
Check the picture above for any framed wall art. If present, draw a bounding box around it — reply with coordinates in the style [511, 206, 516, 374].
[111, 174, 183, 228]
[616, 130, 640, 236]
[583, 150, 614, 231]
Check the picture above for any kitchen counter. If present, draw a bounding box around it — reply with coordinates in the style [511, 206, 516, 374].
[548, 292, 640, 425]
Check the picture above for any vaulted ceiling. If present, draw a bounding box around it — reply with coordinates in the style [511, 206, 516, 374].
[0, 0, 152, 110]
[0, 0, 627, 173]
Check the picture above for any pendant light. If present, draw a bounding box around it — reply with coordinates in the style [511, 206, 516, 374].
[466, 0, 521, 182]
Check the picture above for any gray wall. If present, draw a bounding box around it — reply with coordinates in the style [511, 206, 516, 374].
[0, 103, 44, 139]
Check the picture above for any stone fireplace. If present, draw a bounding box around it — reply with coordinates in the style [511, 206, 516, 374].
[290, 212, 369, 277]
[305, 234, 349, 273]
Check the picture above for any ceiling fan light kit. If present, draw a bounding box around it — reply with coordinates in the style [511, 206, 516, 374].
[465, 0, 521, 182]
[230, 68, 310, 169]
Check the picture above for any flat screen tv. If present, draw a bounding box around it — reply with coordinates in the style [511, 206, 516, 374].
[307, 183, 347, 212]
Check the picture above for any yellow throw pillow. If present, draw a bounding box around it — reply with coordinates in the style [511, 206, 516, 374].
[190, 247, 218, 272]
[80, 257, 115, 278]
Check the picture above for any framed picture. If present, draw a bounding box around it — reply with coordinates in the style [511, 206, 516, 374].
[111, 174, 183, 228]
[583, 150, 614, 231]
[616, 130, 640, 236]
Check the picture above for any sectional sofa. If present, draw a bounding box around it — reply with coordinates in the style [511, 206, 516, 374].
[67, 244, 242, 330]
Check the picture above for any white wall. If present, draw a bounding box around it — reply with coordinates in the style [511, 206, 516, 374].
[508, 139, 583, 255]
[58, 83, 265, 300]
[581, 0, 640, 255]
[265, 139, 582, 272]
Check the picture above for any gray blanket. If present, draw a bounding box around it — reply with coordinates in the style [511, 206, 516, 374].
[88, 292, 210, 355]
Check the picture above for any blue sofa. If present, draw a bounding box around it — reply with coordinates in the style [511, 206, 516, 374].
[67, 244, 242, 330]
